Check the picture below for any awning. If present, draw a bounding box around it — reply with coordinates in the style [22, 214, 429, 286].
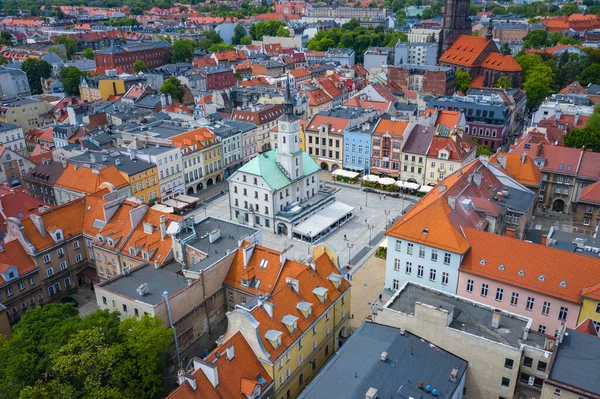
[362, 175, 380, 183]
[379, 177, 396, 186]
[176, 194, 200, 204]
[163, 199, 189, 210]
[419, 186, 433, 193]
[395, 180, 406, 188]
[404, 182, 420, 190]
[151, 204, 175, 213]
[293, 202, 354, 238]
[379, 237, 388, 248]
[332, 169, 360, 179]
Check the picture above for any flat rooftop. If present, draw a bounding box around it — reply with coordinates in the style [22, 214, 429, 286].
[547, 230, 600, 258]
[299, 322, 468, 399]
[99, 262, 189, 306]
[182, 217, 258, 272]
[388, 283, 547, 349]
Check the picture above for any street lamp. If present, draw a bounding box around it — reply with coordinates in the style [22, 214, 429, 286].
[346, 242, 354, 269]
[384, 210, 390, 226]
[367, 224, 374, 245]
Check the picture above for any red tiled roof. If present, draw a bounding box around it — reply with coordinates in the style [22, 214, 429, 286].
[460, 227, 600, 303]
[579, 180, 600, 205]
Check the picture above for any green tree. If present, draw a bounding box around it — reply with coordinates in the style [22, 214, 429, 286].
[558, 36, 582, 45]
[60, 66, 87, 96]
[160, 76, 185, 102]
[494, 75, 512, 89]
[81, 48, 94, 60]
[476, 141, 493, 156]
[524, 64, 554, 109]
[560, 2, 579, 16]
[171, 39, 198, 62]
[0, 30, 12, 46]
[54, 37, 77, 60]
[47, 45, 67, 59]
[455, 69, 472, 93]
[232, 24, 247, 45]
[239, 35, 252, 45]
[22, 58, 52, 94]
[0, 55, 7, 65]
[133, 60, 148, 73]
[0, 305, 172, 399]
[523, 30, 550, 49]
[276, 25, 290, 37]
[578, 63, 600, 85]
[208, 43, 235, 52]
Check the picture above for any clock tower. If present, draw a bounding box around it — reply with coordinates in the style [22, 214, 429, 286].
[277, 77, 303, 180]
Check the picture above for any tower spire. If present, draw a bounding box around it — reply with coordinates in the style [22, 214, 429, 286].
[284, 75, 294, 115]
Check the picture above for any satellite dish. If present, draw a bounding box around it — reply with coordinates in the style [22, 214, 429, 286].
[166, 221, 181, 235]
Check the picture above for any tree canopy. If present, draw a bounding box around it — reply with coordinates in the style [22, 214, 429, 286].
[0, 30, 12, 46]
[305, 21, 407, 63]
[160, 76, 185, 102]
[132, 60, 148, 73]
[80, 48, 95, 60]
[249, 19, 288, 41]
[455, 69, 472, 94]
[564, 107, 600, 152]
[60, 66, 87, 96]
[22, 58, 52, 94]
[54, 37, 77, 60]
[0, 304, 172, 399]
[171, 39, 198, 63]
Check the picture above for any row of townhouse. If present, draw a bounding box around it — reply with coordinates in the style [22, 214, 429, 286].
[383, 159, 600, 383]
[304, 107, 478, 186]
[1, 188, 181, 326]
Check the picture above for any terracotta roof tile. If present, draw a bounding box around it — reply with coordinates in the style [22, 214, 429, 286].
[373, 119, 409, 138]
[461, 227, 600, 303]
[488, 152, 543, 187]
[579, 180, 600, 205]
[55, 164, 129, 195]
[0, 240, 36, 285]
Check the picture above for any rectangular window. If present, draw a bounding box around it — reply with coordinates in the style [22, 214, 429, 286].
[541, 301, 551, 316]
[43, 254, 51, 263]
[495, 288, 504, 302]
[429, 269, 436, 281]
[523, 356, 533, 367]
[394, 258, 401, 271]
[504, 358, 514, 369]
[431, 250, 438, 262]
[537, 361, 547, 372]
[405, 262, 412, 274]
[481, 283, 489, 297]
[444, 253, 451, 265]
[419, 246, 425, 258]
[407, 243, 413, 255]
[501, 377, 510, 387]
[60, 261, 67, 270]
[417, 265, 424, 278]
[510, 292, 519, 306]
[392, 279, 399, 290]
[558, 306, 568, 321]
[73, 240, 80, 249]
[526, 297, 535, 311]
[441, 272, 449, 285]
[538, 324, 546, 334]
[47, 267, 54, 277]
[395, 240, 402, 251]
[466, 279, 474, 293]
[554, 388, 561, 396]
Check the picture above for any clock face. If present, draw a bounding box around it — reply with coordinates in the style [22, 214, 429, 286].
[281, 123, 287, 131]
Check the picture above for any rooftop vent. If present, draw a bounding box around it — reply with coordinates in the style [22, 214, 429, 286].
[365, 387, 378, 399]
[136, 283, 149, 296]
[518, 269, 525, 276]
[380, 351, 388, 362]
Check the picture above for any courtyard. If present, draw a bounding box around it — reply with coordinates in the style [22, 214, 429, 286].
[189, 179, 417, 274]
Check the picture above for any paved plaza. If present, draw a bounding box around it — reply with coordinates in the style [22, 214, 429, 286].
[190, 180, 417, 274]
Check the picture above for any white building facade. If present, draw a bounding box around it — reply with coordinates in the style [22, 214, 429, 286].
[0, 123, 26, 155]
[126, 146, 185, 200]
[384, 236, 464, 295]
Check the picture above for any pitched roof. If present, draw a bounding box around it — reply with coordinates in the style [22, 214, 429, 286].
[167, 331, 272, 399]
[427, 131, 476, 162]
[582, 283, 600, 301]
[305, 88, 332, 106]
[0, 184, 47, 235]
[373, 118, 409, 138]
[580, 181, 600, 205]
[55, 164, 129, 194]
[460, 227, 600, 303]
[481, 52, 522, 72]
[223, 243, 284, 296]
[439, 35, 490, 67]
[305, 114, 350, 135]
[488, 152, 543, 187]
[574, 318, 599, 336]
[0, 240, 37, 286]
[249, 253, 350, 360]
[235, 150, 319, 191]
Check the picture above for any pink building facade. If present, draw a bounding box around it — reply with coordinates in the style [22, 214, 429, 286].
[457, 271, 579, 337]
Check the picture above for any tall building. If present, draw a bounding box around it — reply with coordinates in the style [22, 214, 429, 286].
[439, 0, 472, 55]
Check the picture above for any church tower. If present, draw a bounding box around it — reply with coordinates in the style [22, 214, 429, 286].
[439, 0, 472, 56]
[276, 77, 303, 180]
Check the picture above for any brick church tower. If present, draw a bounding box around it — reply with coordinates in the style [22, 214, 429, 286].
[439, 0, 472, 56]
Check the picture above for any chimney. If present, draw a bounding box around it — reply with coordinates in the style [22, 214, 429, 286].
[505, 227, 516, 238]
[498, 191, 504, 201]
[541, 234, 548, 246]
[520, 153, 526, 165]
[491, 309, 501, 329]
[154, 260, 159, 269]
[30, 214, 46, 238]
[472, 171, 482, 187]
[263, 301, 274, 318]
[197, 362, 219, 388]
[287, 277, 299, 293]
[177, 371, 197, 390]
[160, 94, 167, 109]
[226, 344, 234, 360]
[159, 215, 166, 240]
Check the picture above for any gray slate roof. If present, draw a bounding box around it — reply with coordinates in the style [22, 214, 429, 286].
[299, 322, 468, 399]
[548, 329, 600, 396]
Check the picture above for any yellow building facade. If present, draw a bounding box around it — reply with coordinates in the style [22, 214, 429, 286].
[80, 78, 126, 102]
[577, 292, 600, 333]
[126, 166, 161, 204]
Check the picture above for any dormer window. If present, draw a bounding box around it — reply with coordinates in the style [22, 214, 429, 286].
[241, 278, 249, 287]
[129, 247, 136, 256]
[282, 315, 299, 332]
[96, 234, 104, 243]
[296, 301, 312, 318]
[312, 286, 328, 303]
[265, 330, 282, 349]
[142, 251, 150, 260]
[49, 228, 64, 243]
